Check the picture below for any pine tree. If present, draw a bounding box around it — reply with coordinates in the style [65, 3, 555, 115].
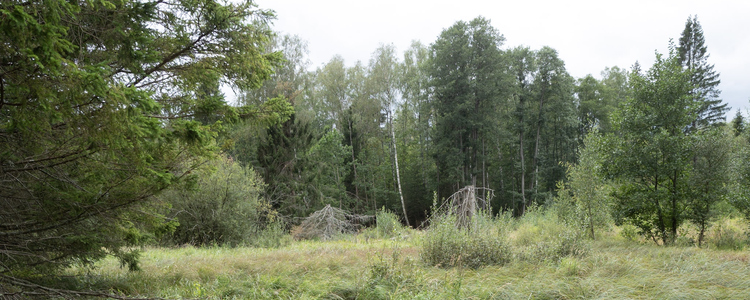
[678, 15, 728, 129]
[732, 111, 745, 137]
[428, 17, 508, 200]
[0, 0, 285, 292]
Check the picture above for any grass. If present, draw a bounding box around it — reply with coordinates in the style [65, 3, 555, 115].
[62, 220, 750, 299]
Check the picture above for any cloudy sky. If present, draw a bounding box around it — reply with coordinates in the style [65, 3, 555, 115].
[257, 0, 749, 116]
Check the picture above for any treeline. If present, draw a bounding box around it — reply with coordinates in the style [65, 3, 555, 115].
[217, 14, 750, 248]
[223, 16, 714, 227]
[226, 19, 605, 224]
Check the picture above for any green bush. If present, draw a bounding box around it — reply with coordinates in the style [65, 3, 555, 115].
[420, 214, 511, 269]
[249, 220, 293, 248]
[619, 224, 641, 242]
[707, 217, 749, 250]
[376, 208, 404, 238]
[160, 155, 270, 246]
[512, 207, 589, 261]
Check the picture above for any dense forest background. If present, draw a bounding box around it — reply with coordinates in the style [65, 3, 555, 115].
[3, 0, 750, 296]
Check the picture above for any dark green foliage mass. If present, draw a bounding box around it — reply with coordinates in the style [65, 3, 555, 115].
[160, 155, 269, 246]
[0, 0, 286, 287]
[428, 16, 509, 199]
[678, 15, 728, 129]
[600, 46, 696, 245]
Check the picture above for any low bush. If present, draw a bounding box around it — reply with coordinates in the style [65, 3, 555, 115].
[707, 217, 749, 250]
[420, 214, 511, 269]
[375, 208, 404, 238]
[159, 155, 270, 247]
[512, 207, 589, 261]
[249, 220, 293, 248]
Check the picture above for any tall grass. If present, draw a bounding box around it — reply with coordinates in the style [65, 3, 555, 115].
[510, 206, 589, 261]
[56, 213, 750, 299]
[420, 213, 511, 269]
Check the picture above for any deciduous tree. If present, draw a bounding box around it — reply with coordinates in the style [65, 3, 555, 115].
[601, 46, 696, 245]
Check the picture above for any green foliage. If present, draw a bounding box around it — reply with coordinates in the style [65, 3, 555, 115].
[554, 132, 612, 239]
[732, 111, 745, 136]
[234, 113, 317, 218]
[0, 0, 284, 285]
[249, 220, 293, 249]
[160, 155, 270, 247]
[687, 127, 732, 246]
[307, 128, 352, 208]
[499, 45, 580, 214]
[600, 44, 697, 245]
[575, 67, 627, 137]
[420, 213, 511, 269]
[678, 15, 727, 128]
[619, 224, 641, 242]
[428, 17, 509, 198]
[706, 217, 749, 250]
[511, 206, 589, 261]
[729, 123, 750, 219]
[375, 207, 405, 238]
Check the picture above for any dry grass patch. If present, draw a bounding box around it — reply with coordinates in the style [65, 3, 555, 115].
[58, 225, 750, 299]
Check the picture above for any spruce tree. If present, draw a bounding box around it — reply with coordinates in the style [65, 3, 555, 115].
[0, 0, 286, 293]
[678, 15, 728, 129]
[732, 111, 745, 136]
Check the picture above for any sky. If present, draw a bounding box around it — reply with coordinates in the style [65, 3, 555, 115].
[257, 0, 750, 116]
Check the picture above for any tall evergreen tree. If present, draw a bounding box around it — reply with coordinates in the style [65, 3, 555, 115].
[678, 15, 728, 129]
[428, 17, 509, 199]
[732, 111, 745, 137]
[0, 0, 285, 292]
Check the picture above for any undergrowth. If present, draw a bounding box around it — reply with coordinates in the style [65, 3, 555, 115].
[50, 215, 750, 299]
[420, 213, 511, 269]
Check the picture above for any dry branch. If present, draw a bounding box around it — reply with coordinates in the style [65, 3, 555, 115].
[295, 205, 374, 241]
[432, 185, 494, 230]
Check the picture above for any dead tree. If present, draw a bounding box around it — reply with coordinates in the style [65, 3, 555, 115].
[432, 185, 494, 230]
[295, 205, 374, 241]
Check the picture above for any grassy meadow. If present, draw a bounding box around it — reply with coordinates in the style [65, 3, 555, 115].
[59, 210, 750, 300]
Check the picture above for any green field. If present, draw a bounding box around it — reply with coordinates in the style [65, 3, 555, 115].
[64, 223, 750, 299]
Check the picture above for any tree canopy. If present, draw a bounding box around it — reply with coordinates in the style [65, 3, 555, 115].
[0, 0, 287, 280]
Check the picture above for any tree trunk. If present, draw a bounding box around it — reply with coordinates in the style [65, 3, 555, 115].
[519, 128, 526, 214]
[391, 116, 410, 227]
[348, 120, 358, 200]
[496, 142, 506, 194]
[671, 169, 679, 244]
[532, 88, 546, 194]
[587, 200, 595, 239]
[515, 94, 527, 215]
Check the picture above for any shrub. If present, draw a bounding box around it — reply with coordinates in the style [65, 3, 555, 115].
[376, 208, 404, 238]
[619, 224, 642, 242]
[512, 207, 589, 261]
[420, 214, 511, 269]
[249, 220, 293, 248]
[707, 217, 749, 250]
[160, 155, 269, 246]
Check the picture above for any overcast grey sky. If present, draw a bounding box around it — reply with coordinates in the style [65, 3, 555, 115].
[258, 0, 749, 116]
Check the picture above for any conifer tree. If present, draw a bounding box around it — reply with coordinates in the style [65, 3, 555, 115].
[732, 111, 745, 136]
[0, 0, 285, 292]
[678, 15, 728, 129]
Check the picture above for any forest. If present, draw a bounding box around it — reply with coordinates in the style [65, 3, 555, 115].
[2, 0, 750, 298]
